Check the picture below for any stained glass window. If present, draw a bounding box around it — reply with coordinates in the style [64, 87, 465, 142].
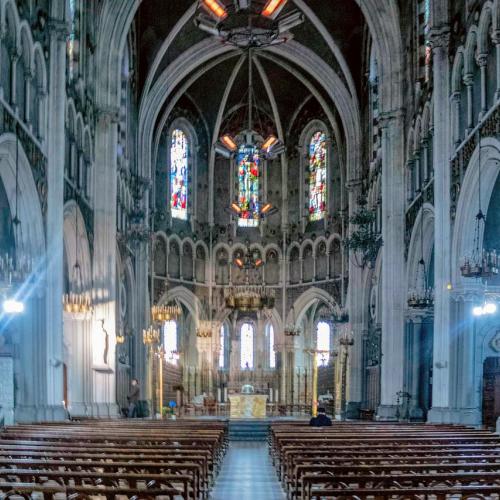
[219, 324, 225, 369]
[308, 132, 327, 221]
[164, 320, 178, 365]
[237, 145, 260, 227]
[269, 324, 276, 369]
[317, 321, 330, 366]
[240, 323, 254, 369]
[424, 0, 431, 82]
[170, 129, 189, 220]
[67, 0, 78, 81]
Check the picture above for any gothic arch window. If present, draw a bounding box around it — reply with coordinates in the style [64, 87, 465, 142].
[308, 131, 328, 221]
[67, 0, 79, 81]
[316, 321, 331, 366]
[219, 323, 228, 369]
[170, 128, 189, 221]
[164, 320, 178, 365]
[240, 322, 254, 369]
[268, 323, 276, 369]
[237, 144, 260, 227]
[417, 0, 431, 83]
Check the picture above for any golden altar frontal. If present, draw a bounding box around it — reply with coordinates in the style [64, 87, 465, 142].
[228, 394, 268, 418]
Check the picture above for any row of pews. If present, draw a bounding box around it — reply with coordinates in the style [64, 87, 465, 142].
[269, 421, 500, 500]
[0, 419, 228, 499]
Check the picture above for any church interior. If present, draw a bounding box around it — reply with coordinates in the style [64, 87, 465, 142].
[2, 0, 500, 498]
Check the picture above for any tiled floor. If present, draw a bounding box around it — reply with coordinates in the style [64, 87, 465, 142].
[210, 442, 286, 500]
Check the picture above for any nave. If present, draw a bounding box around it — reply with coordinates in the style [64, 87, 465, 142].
[0, 419, 500, 498]
[210, 442, 285, 500]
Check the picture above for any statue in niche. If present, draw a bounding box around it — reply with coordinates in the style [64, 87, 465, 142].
[100, 319, 109, 365]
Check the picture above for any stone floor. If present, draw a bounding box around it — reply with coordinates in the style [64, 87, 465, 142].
[210, 442, 286, 500]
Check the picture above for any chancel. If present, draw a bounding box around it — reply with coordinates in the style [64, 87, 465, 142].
[1, 0, 500, 498]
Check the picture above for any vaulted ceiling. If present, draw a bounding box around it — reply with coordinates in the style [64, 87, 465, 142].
[135, 0, 366, 143]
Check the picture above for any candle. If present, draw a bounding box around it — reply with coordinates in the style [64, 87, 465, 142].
[223, 387, 228, 402]
[274, 388, 279, 403]
[217, 388, 221, 403]
[269, 387, 273, 403]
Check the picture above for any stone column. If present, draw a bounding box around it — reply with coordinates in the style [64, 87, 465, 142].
[492, 31, 500, 101]
[63, 312, 93, 417]
[377, 109, 405, 420]
[451, 92, 461, 147]
[346, 179, 364, 418]
[477, 54, 488, 121]
[428, 27, 452, 423]
[92, 106, 120, 417]
[463, 73, 474, 134]
[406, 312, 427, 421]
[43, 17, 68, 421]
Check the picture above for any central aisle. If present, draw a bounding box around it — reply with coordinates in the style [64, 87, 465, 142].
[211, 442, 286, 499]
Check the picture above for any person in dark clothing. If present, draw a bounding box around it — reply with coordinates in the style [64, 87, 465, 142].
[309, 407, 333, 427]
[127, 378, 140, 418]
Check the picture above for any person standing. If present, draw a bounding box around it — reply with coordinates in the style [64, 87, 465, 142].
[127, 378, 140, 418]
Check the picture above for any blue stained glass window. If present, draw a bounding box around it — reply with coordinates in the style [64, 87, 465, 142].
[240, 323, 254, 369]
[308, 132, 327, 221]
[170, 129, 188, 220]
[237, 145, 260, 227]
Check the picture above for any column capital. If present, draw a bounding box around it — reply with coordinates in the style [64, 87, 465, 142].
[345, 178, 363, 192]
[378, 109, 405, 129]
[428, 26, 450, 49]
[476, 53, 488, 68]
[491, 30, 500, 46]
[96, 106, 120, 126]
[450, 91, 461, 103]
[463, 73, 474, 87]
[47, 19, 69, 42]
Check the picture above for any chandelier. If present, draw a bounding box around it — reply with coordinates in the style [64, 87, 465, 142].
[408, 219, 434, 309]
[63, 204, 92, 315]
[224, 285, 275, 311]
[0, 132, 32, 292]
[196, 320, 220, 338]
[63, 290, 92, 314]
[0, 253, 32, 291]
[143, 324, 161, 345]
[151, 302, 182, 322]
[284, 305, 301, 336]
[233, 242, 264, 270]
[460, 132, 499, 279]
[195, 0, 304, 49]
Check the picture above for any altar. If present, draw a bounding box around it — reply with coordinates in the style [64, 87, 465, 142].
[228, 394, 268, 418]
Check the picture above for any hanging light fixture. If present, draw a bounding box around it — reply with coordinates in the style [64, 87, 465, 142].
[0, 129, 32, 293]
[196, 320, 220, 338]
[408, 215, 434, 309]
[151, 302, 182, 322]
[195, 0, 301, 49]
[460, 131, 499, 279]
[63, 205, 92, 314]
[142, 324, 161, 345]
[233, 242, 264, 270]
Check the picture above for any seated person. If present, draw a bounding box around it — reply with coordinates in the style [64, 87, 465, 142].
[309, 407, 333, 427]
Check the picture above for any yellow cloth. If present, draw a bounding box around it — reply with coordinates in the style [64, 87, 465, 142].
[228, 394, 268, 418]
